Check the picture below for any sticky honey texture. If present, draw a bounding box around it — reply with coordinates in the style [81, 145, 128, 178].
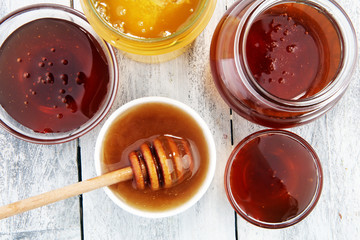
[94, 0, 201, 38]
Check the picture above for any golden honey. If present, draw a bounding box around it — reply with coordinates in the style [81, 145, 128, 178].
[81, 0, 216, 62]
[94, 0, 201, 38]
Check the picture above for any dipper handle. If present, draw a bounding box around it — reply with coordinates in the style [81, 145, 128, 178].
[0, 166, 133, 220]
[0, 135, 194, 220]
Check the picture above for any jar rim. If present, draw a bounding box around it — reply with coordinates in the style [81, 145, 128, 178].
[224, 129, 323, 228]
[87, 0, 211, 43]
[234, 0, 357, 109]
[0, 4, 119, 144]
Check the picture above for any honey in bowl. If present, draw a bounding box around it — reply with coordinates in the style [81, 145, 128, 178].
[225, 130, 323, 228]
[0, 18, 110, 133]
[94, 0, 201, 38]
[99, 99, 211, 213]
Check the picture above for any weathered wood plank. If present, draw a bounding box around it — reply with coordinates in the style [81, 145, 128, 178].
[2, 0, 359, 239]
[231, 0, 360, 239]
[0, 1, 81, 239]
[75, 0, 235, 239]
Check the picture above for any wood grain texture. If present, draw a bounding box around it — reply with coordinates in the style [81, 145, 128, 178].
[231, 0, 360, 239]
[0, 166, 133, 220]
[0, 0, 359, 239]
[0, 1, 80, 239]
[76, 0, 235, 238]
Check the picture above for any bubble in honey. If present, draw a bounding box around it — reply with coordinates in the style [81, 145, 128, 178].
[0, 18, 110, 133]
[75, 77, 82, 85]
[286, 44, 297, 53]
[246, 5, 321, 100]
[94, 0, 201, 38]
[60, 74, 68, 85]
[23, 72, 30, 78]
[278, 78, 286, 84]
[117, 6, 127, 16]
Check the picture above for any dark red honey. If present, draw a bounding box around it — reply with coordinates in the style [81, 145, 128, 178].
[226, 130, 322, 225]
[0, 18, 109, 133]
[246, 3, 341, 100]
[210, 1, 345, 127]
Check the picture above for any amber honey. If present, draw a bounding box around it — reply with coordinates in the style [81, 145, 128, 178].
[0, 18, 109, 133]
[94, 0, 201, 38]
[225, 130, 322, 227]
[246, 3, 341, 100]
[101, 102, 209, 212]
[210, 0, 357, 128]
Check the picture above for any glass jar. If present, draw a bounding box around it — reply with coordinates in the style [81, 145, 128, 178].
[0, 4, 118, 144]
[81, 0, 216, 63]
[210, 0, 357, 128]
[224, 129, 323, 228]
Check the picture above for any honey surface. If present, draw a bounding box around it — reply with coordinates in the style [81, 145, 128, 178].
[94, 0, 201, 38]
[0, 18, 109, 133]
[246, 3, 341, 100]
[229, 133, 318, 223]
[101, 102, 209, 211]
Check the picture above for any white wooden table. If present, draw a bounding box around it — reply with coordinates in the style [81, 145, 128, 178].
[0, 0, 359, 239]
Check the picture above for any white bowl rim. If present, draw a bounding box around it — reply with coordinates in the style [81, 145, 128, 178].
[94, 96, 216, 218]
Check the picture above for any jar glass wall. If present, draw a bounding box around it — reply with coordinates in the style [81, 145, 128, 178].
[0, 4, 118, 144]
[224, 130, 323, 228]
[210, 0, 357, 128]
[81, 0, 216, 63]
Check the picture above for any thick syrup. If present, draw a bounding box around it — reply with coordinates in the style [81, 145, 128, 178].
[210, 1, 343, 127]
[0, 18, 109, 133]
[101, 102, 209, 212]
[94, 0, 201, 38]
[246, 3, 341, 100]
[228, 132, 319, 223]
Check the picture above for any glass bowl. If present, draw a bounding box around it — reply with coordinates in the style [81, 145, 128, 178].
[225, 129, 323, 228]
[80, 0, 217, 62]
[0, 4, 118, 144]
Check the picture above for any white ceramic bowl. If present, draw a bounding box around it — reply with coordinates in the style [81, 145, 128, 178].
[95, 97, 216, 218]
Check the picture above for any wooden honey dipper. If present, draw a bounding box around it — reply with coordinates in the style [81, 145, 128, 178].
[0, 135, 194, 220]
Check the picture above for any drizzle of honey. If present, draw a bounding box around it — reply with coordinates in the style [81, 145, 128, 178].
[94, 0, 201, 38]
